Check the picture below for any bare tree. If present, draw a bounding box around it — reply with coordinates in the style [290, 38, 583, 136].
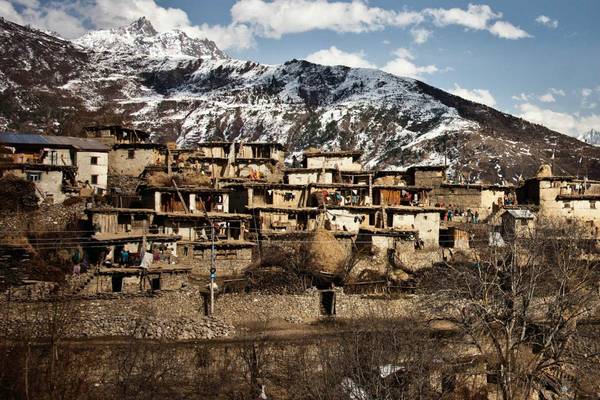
[437, 219, 600, 399]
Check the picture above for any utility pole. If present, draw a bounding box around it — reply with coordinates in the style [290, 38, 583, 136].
[210, 223, 216, 315]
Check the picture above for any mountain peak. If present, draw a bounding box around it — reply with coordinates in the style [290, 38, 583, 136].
[73, 18, 227, 60]
[126, 17, 157, 36]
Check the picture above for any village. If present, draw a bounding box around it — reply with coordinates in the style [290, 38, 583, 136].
[1, 126, 600, 399]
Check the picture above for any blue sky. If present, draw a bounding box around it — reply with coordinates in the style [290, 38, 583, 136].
[2, 0, 599, 137]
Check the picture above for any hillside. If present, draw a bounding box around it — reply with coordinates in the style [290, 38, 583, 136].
[1, 17, 599, 183]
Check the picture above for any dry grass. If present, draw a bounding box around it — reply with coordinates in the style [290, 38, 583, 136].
[146, 171, 212, 187]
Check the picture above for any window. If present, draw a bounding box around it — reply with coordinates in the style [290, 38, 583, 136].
[91, 175, 98, 185]
[591, 201, 596, 209]
[26, 172, 41, 182]
[90, 156, 98, 165]
[563, 202, 571, 209]
[128, 150, 135, 159]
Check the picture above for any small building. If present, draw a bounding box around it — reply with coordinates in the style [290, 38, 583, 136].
[385, 206, 444, 249]
[83, 125, 151, 146]
[356, 226, 416, 270]
[406, 165, 447, 187]
[439, 225, 471, 249]
[501, 208, 536, 240]
[516, 174, 600, 238]
[432, 183, 513, 220]
[302, 150, 363, 171]
[109, 143, 166, 177]
[0, 163, 78, 204]
[0, 132, 109, 194]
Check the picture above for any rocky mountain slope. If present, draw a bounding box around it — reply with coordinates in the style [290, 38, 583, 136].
[1, 17, 599, 183]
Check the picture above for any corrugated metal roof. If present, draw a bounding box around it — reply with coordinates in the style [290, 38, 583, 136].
[0, 132, 108, 151]
[506, 209, 535, 219]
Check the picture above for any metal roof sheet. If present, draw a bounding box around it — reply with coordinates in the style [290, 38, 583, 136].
[0, 132, 108, 151]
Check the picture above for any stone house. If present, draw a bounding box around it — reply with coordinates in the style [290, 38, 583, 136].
[501, 208, 536, 240]
[517, 175, 600, 237]
[431, 183, 513, 220]
[302, 150, 363, 171]
[0, 163, 78, 204]
[0, 132, 109, 194]
[109, 143, 166, 177]
[385, 206, 444, 248]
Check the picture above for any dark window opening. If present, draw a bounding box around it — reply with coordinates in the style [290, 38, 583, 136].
[320, 291, 336, 316]
[128, 149, 135, 159]
[111, 276, 123, 292]
[151, 277, 161, 291]
[91, 175, 99, 185]
[26, 172, 42, 182]
[90, 156, 98, 165]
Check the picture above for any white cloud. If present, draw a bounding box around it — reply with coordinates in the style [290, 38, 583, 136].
[488, 20, 531, 40]
[305, 46, 375, 68]
[305, 46, 439, 79]
[382, 39, 390, 45]
[549, 88, 565, 96]
[411, 27, 432, 44]
[185, 23, 255, 51]
[538, 93, 556, 103]
[535, 15, 558, 29]
[425, 4, 499, 30]
[582, 88, 593, 97]
[381, 48, 438, 79]
[424, 4, 530, 39]
[512, 93, 530, 102]
[231, 0, 422, 38]
[449, 84, 496, 107]
[517, 103, 600, 137]
[231, 0, 530, 41]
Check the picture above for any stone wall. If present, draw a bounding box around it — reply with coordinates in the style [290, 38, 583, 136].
[1, 289, 232, 340]
[109, 148, 163, 177]
[211, 289, 422, 324]
[76, 151, 108, 192]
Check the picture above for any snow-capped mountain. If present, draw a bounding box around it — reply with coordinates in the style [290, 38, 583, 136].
[74, 17, 227, 60]
[1, 17, 599, 183]
[580, 129, 600, 147]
